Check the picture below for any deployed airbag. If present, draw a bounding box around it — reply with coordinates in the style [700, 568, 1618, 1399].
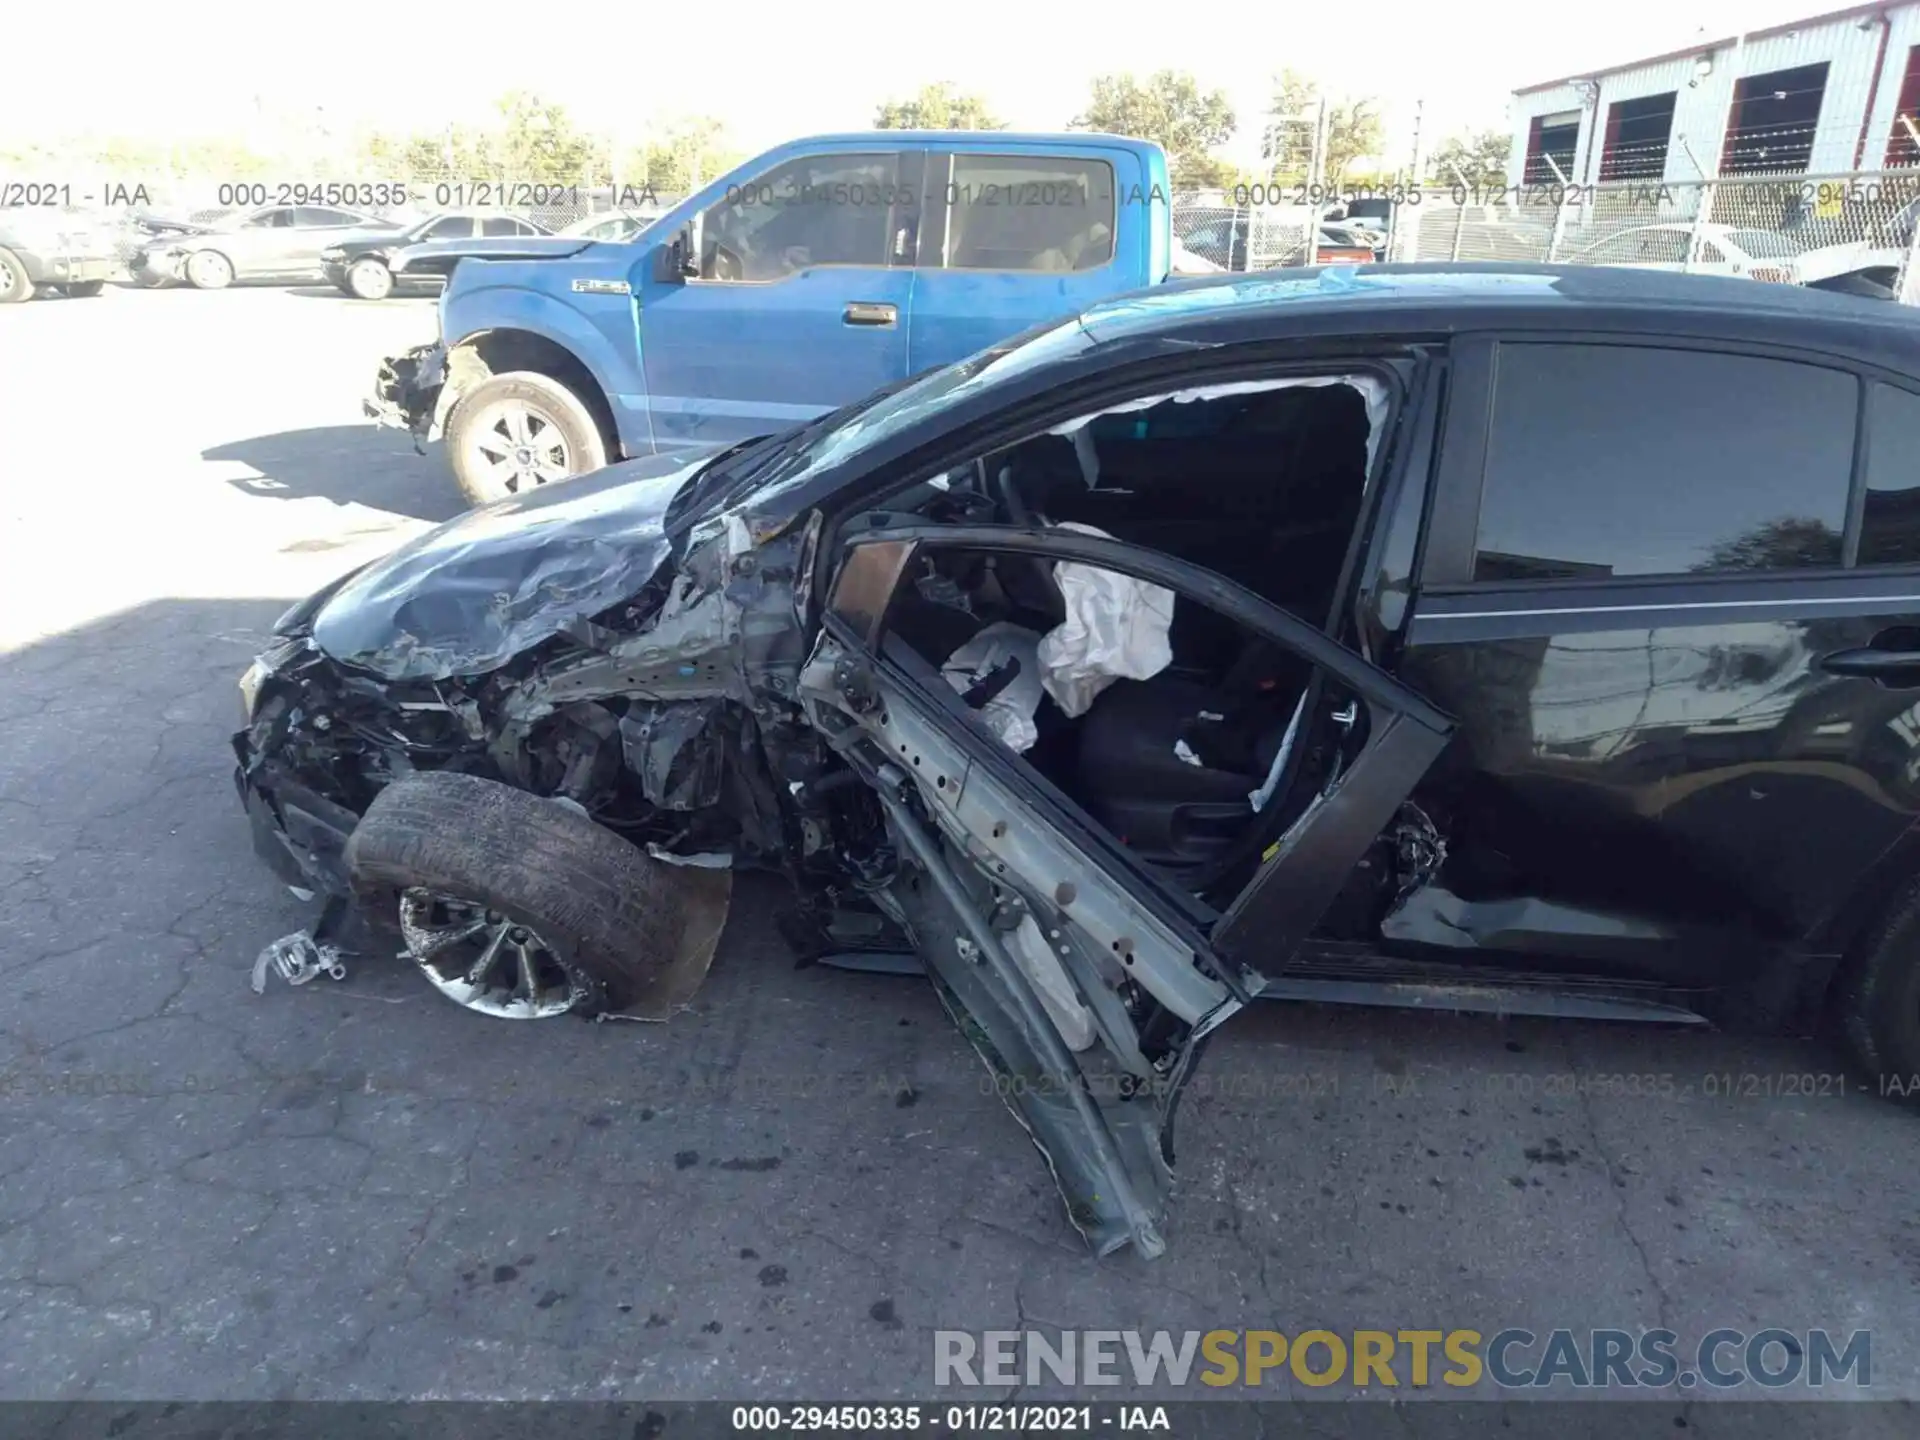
[1036, 523, 1175, 718]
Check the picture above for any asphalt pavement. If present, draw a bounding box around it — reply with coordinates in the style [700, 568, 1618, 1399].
[1, 284, 1918, 1417]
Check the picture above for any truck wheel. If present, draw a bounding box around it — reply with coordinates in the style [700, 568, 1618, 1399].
[345, 771, 692, 1020]
[1836, 875, 1920, 1098]
[185, 250, 234, 290]
[0, 249, 34, 303]
[63, 280, 106, 298]
[347, 257, 394, 300]
[446, 370, 607, 507]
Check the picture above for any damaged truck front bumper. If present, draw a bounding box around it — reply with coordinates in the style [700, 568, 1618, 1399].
[365, 341, 447, 450]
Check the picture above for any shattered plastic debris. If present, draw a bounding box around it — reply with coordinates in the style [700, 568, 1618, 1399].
[250, 931, 349, 993]
[1173, 739, 1203, 768]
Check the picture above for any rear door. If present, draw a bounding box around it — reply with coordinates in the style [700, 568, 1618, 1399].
[1395, 337, 1920, 980]
[907, 146, 1143, 372]
[637, 148, 922, 449]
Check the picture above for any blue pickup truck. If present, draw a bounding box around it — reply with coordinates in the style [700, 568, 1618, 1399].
[367, 130, 1175, 505]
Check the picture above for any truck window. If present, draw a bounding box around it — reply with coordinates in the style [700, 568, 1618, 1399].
[1861, 384, 1920, 567]
[936, 155, 1116, 273]
[1471, 344, 1855, 581]
[697, 152, 901, 282]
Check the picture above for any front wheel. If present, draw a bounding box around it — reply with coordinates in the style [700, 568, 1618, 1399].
[346, 256, 393, 300]
[445, 370, 607, 507]
[345, 772, 694, 1019]
[0, 249, 33, 303]
[185, 250, 234, 290]
[1836, 876, 1920, 1096]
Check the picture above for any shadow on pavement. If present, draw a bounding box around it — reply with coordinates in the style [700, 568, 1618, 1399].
[209, 424, 467, 525]
[282, 285, 439, 302]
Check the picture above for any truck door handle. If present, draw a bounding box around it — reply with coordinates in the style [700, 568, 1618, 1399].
[1819, 646, 1920, 686]
[843, 302, 898, 327]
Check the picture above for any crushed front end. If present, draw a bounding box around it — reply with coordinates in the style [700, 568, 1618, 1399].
[364, 341, 448, 450]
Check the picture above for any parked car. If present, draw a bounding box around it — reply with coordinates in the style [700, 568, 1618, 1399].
[0, 206, 124, 302]
[132, 204, 400, 289]
[1178, 213, 1382, 273]
[367, 131, 1176, 506]
[321, 211, 551, 300]
[244, 265, 1920, 1259]
[559, 211, 657, 243]
[1568, 222, 1803, 281]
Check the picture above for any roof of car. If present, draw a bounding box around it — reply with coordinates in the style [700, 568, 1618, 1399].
[1079, 263, 1920, 373]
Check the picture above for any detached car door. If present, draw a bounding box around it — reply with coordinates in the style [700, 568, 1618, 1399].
[800, 524, 1454, 1257]
[637, 148, 922, 449]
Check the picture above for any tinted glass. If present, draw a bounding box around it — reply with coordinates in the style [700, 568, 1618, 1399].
[295, 207, 360, 226]
[942, 156, 1115, 272]
[697, 152, 900, 281]
[421, 215, 473, 240]
[1861, 384, 1920, 566]
[1473, 345, 1856, 581]
[246, 208, 293, 229]
[481, 216, 528, 236]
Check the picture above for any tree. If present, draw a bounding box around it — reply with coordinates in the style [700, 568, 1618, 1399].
[620, 116, 741, 194]
[490, 91, 599, 183]
[1071, 70, 1236, 189]
[874, 83, 1003, 131]
[1259, 69, 1317, 177]
[1258, 71, 1385, 186]
[1432, 128, 1513, 187]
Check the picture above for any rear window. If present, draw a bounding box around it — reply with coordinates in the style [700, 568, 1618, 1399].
[936, 155, 1116, 273]
[1472, 344, 1856, 581]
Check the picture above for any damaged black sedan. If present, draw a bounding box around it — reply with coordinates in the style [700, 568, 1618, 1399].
[239, 265, 1920, 1258]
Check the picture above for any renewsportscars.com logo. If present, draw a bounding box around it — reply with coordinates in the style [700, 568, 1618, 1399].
[933, 1328, 1871, 1391]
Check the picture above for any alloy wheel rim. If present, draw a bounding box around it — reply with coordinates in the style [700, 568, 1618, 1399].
[397, 887, 583, 1019]
[465, 401, 571, 498]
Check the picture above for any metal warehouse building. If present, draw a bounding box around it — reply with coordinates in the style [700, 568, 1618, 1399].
[1508, 3, 1920, 184]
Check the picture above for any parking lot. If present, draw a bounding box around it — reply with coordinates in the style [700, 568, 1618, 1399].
[3, 283, 1920, 1408]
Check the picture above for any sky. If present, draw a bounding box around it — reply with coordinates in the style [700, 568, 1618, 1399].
[6, 0, 1841, 167]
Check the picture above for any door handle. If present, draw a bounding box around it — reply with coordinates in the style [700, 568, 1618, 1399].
[1818, 647, 1920, 686]
[843, 301, 898, 327]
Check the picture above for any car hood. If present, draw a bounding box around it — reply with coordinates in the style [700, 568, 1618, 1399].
[310, 445, 725, 681]
[325, 228, 400, 253]
[390, 235, 595, 273]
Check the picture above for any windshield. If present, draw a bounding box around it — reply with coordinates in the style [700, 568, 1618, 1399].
[734, 314, 1100, 506]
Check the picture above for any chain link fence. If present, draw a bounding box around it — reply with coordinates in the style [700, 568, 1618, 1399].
[1175, 170, 1920, 303]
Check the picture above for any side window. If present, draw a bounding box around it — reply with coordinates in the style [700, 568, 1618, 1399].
[937, 156, 1116, 272]
[295, 207, 360, 227]
[1861, 384, 1920, 566]
[481, 216, 528, 237]
[422, 215, 474, 240]
[697, 151, 902, 282]
[245, 208, 293, 229]
[1471, 345, 1855, 581]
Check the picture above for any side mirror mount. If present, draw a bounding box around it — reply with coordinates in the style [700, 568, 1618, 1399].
[653, 228, 698, 283]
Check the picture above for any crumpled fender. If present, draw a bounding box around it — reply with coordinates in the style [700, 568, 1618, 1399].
[442, 279, 642, 415]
